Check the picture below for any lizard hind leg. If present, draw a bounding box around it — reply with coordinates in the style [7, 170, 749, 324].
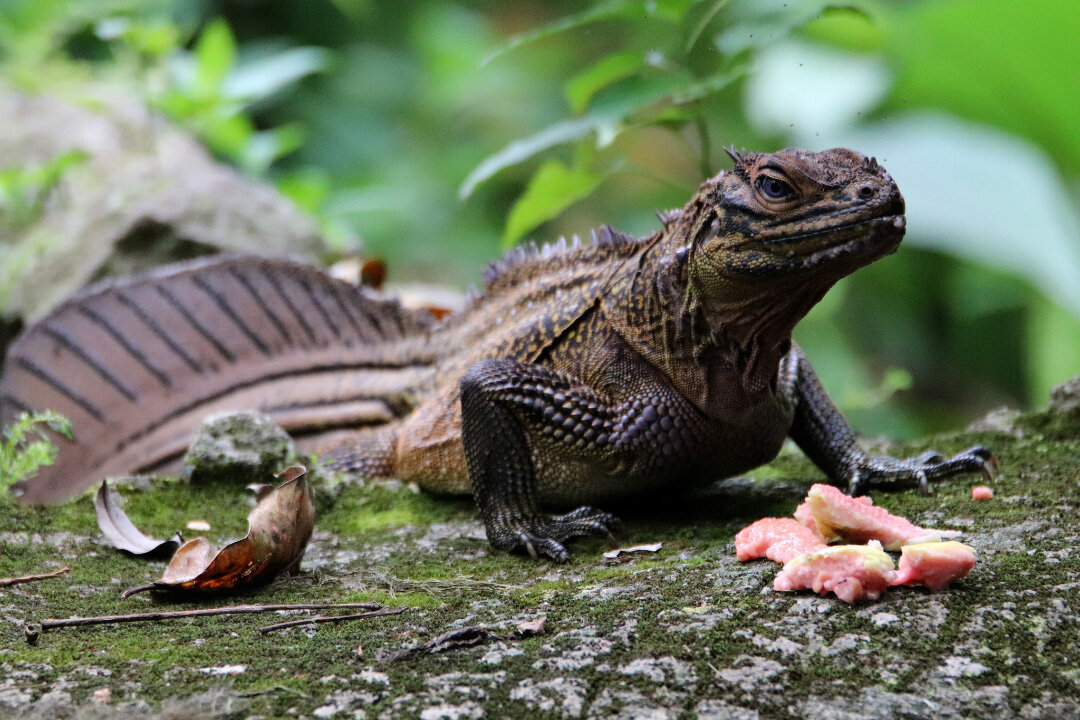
[314, 423, 401, 479]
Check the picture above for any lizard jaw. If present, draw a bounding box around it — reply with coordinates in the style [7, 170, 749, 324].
[796, 213, 905, 270]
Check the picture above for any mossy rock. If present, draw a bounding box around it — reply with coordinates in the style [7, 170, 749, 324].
[182, 411, 301, 486]
[3, 386, 1080, 718]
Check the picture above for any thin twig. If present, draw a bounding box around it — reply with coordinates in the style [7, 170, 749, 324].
[259, 606, 407, 634]
[0, 566, 70, 588]
[24, 601, 382, 644]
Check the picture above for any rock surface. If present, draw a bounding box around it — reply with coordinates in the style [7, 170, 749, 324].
[0, 87, 322, 325]
[2, 388, 1079, 719]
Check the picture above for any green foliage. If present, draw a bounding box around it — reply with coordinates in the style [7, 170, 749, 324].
[0, 149, 87, 230]
[0, 0, 1076, 438]
[503, 159, 605, 245]
[0, 410, 71, 489]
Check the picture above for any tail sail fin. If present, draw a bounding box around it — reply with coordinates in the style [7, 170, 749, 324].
[0, 255, 433, 503]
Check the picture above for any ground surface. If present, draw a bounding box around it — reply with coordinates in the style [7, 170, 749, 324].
[2, 394, 1079, 720]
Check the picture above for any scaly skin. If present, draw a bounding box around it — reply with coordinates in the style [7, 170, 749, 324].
[0, 147, 995, 559]
[326, 147, 995, 561]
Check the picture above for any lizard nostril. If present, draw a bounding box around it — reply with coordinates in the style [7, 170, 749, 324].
[858, 185, 876, 200]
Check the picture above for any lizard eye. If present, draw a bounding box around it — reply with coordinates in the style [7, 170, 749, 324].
[755, 175, 795, 201]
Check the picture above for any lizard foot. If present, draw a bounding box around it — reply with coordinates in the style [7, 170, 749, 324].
[487, 507, 623, 563]
[848, 445, 997, 496]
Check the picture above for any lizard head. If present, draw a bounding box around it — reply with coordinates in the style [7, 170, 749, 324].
[684, 147, 905, 288]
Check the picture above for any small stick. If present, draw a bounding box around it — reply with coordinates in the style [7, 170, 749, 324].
[24, 601, 382, 644]
[1, 566, 71, 588]
[259, 606, 407, 634]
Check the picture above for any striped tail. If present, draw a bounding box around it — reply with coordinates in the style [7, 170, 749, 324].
[0, 255, 435, 503]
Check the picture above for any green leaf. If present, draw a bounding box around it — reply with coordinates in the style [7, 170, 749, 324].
[502, 161, 604, 246]
[461, 68, 742, 198]
[565, 51, 644, 114]
[124, 21, 181, 58]
[0, 411, 71, 489]
[886, 0, 1080, 175]
[224, 47, 332, 103]
[685, 0, 731, 53]
[482, 0, 646, 67]
[194, 19, 236, 98]
[241, 124, 306, 175]
[460, 116, 612, 200]
[1026, 296, 1080, 405]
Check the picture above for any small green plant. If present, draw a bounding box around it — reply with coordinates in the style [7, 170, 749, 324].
[0, 410, 72, 489]
[0, 149, 88, 230]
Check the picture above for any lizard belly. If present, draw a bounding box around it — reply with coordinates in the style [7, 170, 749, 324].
[532, 396, 792, 507]
[394, 392, 471, 495]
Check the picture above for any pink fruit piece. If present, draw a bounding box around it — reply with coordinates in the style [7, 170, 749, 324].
[735, 517, 827, 564]
[806, 483, 961, 551]
[890, 541, 976, 591]
[794, 494, 871, 534]
[972, 485, 994, 500]
[793, 502, 817, 533]
[773, 541, 897, 603]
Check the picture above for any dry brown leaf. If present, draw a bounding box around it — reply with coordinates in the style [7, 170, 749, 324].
[122, 465, 314, 597]
[94, 481, 182, 558]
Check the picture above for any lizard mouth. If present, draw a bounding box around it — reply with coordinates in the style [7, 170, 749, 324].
[761, 213, 906, 270]
[763, 213, 904, 247]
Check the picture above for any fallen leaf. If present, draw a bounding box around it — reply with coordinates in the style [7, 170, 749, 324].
[603, 542, 663, 559]
[95, 481, 182, 558]
[360, 258, 387, 289]
[122, 466, 314, 597]
[246, 483, 274, 501]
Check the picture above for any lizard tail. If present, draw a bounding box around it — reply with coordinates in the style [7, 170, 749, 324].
[0, 255, 435, 504]
[311, 423, 401, 479]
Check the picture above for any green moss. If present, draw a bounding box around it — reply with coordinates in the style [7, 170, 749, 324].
[4, 408, 1080, 717]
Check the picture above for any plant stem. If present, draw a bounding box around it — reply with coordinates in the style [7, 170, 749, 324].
[259, 606, 407, 634]
[24, 601, 383, 644]
[0, 566, 70, 587]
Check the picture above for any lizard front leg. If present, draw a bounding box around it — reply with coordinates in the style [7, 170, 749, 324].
[459, 358, 631, 562]
[782, 346, 996, 495]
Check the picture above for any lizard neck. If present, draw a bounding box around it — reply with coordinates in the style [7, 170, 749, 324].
[605, 208, 834, 408]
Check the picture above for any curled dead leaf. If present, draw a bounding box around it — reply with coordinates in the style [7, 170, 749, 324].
[95, 481, 182, 558]
[122, 465, 314, 597]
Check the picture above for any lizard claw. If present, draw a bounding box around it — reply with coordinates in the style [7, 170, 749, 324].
[518, 532, 539, 560]
[488, 506, 623, 562]
[847, 470, 865, 497]
[915, 469, 930, 496]
[846, 445, 998, 494]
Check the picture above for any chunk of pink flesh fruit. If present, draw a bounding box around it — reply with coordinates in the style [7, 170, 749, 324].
[735, 517, 827, 563]
[773, 541, 896, 603]
[891, 541, 976, 591]
[794, 495, 872, 534]
[806, 483, 961, 551]
[972, 485, 994, 500]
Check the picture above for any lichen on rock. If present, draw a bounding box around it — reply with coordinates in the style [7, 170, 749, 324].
[182, 411, 300, 485]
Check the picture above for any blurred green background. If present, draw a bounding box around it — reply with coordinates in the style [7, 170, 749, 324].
[1, 0, 1077, 440]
